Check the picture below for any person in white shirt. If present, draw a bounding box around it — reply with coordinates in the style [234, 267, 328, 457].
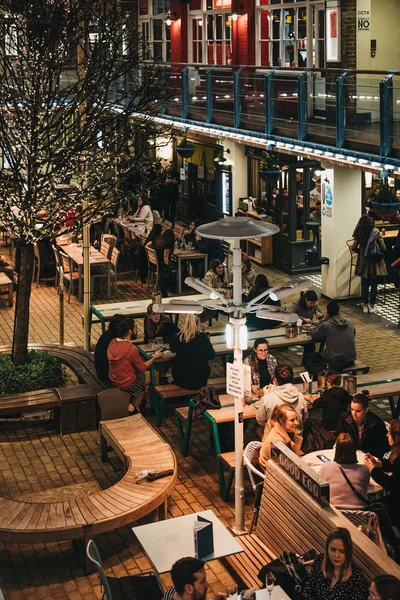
[256, 363, 308, 435]
[132, 196, 154, 225]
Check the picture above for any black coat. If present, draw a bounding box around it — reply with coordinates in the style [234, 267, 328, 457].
[170, 331, 216, 390]
[371, 454, 400, 527]
[313, 386, 352, 432]
[335, 410, 390, 458]
[94, 330, 114, 383]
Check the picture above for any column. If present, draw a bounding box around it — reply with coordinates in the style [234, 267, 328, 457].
[228, 140, 248, 215]
[321, 165, 362, 299]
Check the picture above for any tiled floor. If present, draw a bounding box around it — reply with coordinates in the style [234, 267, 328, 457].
[0, 241, 400, 598]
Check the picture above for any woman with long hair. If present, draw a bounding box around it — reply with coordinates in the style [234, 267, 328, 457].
[365, 419, 400, 529]
[369, 575, 400, 600]
[203, 259, 228, 289]
[228, 255, 256, 289]
[320, 433, 370, 509]
[289, 289, 324, 323]
[143, 302, 178, 344]
[132, 195, 153, 225]
[352, 214, 387, 313]
[303, 528, 369, 599]
[246, 274, 281, 329]
[169, 315, 216, 389]
[243, 338, 277, 398]
[259, 404, 302, 469]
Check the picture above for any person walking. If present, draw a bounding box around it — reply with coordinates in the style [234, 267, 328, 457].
[352, 214, 387, 313]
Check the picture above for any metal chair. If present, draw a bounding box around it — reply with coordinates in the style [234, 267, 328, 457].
[97, 389, 130, 421]
[243, 441, 265, 533]
[340, 509, 386, 553]
[86, 539, 165, 600]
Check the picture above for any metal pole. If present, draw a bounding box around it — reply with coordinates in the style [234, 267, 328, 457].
[231, 239, 247, 535]
[83, 199, 91, 351]
[58, 266, 64, 346]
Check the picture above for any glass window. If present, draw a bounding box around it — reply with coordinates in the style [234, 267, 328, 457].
[206, 13, 232, 65]
[192, 18, 203, 64]
[152, 0, 169, 15]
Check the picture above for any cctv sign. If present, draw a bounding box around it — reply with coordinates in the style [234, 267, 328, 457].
[357, 0, 371, 31]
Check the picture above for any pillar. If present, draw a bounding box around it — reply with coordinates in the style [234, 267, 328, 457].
[321, 165, 362, 299]
[225, 140, 248, 215]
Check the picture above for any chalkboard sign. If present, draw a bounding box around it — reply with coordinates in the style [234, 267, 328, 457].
[271, 441, 330, 506]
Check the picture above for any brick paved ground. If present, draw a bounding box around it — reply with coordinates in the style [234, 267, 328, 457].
[0, 240, 399, 599]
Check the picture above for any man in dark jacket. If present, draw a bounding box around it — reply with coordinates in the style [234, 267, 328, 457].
[305, 299, 356, 377]
[336, 394, 390, 458]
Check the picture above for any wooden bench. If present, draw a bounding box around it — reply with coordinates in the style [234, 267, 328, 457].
[153, 377, 226, 427]
[223, 457, 400, 590]
[0, 414, 177, 571]
[292, 359, 370, 382]
[0, 272, 13, 307]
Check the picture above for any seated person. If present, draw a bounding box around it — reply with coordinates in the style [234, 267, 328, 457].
[312, 370, 352, 432]
[193, 236, 224, 278]
[94, 314, 125, 385]
[305, 299, 356, 377]
[243, 338, 277, 398]
[320, 433, 370, 509]
[336, 393, 390, 458]
[183, 219, 200, 245]
[259, 404, 302, 470]
[0, 254, 15, 282]
[164, 556, 227, 600]
[107, 318, 162, 412]
[310, 200, 322, 224]
[131, 196, 153, 225]
[203, 259, 228, 289]
[303, 527, 369, 600]
[256, 363, 308, 435]
[228, 255, 256, 290]
[143, 302, 178, 344]
[289, 289, 324, 324]
[369, 575, 400, 600]
[169, 315, 216, 390]
[246, 274, 281, 330]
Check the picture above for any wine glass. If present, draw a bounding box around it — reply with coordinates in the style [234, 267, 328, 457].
[266, 572, 275, 599]
[227, 584, 238, 599]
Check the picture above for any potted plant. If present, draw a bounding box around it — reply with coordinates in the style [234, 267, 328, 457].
[177, 136, 195, 159]
[370, 183, 400, 220]
[259, 151, 280, 182]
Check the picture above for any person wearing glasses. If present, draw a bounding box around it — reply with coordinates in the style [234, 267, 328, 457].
[369, 575, 400, 600]
[243, 338, 277, 399]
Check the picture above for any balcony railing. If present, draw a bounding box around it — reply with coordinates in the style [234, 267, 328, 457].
[158, 64, 400, 167]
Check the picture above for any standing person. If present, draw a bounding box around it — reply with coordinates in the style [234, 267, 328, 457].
[312, 370, 352, 432]
[259, 404, 303, 469]
[352, 214, 387, 313]
[320, 433, 370, 509]
[94, 314, 125, 385]
[246, 274, 281, 330]
[256, 363, 308, 435]
[336, 393, 390, 458]
[169, 315, 216, 390]
[303, 528, 369, 600]
[132, 196, 154, 225]
[148, 228, 176, 297]
[243, 338, 277, 398]
[365, 419, 400, 530]
[107, 318, 162, 412]
[305, 299, 356, 377]
[164, 163, 180, 224]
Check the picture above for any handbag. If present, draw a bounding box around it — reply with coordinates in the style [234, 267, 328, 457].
[193, 385, 221, 419]
[258, 550, 318, 600]
[365, 230, 384, 261]
[336, 464, 370, 505]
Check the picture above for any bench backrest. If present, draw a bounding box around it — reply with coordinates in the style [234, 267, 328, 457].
[258, 460, 400, 582]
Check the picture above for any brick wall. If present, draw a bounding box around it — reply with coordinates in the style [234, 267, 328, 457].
[327, 0, 357, 70]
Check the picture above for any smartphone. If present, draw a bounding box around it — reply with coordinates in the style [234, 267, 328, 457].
[156, 346, 165, 352]
[317, 454, 330, 463]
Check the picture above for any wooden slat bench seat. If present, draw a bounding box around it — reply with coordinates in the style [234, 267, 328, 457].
[0, 273, 13, 307]
[0, 415, 177, 571]
[223, 457, 400, 590]
[292, 359, 370, 382]
[153, 377, 226, 426]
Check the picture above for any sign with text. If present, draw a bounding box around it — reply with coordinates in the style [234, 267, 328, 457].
[326, 8, 340, 62]
[271, 442, 330, 506]
[357, 0, 371, 31]
[322, 172, 334, 220]
[227, 362, 244, 397]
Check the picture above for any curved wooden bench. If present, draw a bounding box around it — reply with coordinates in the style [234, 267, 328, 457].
[0, 415, 177, 562]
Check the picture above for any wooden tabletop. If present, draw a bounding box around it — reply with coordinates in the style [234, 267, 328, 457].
[115, 219, 148, 237]
[60, 243, 110, 266]
[173, 249, 208, 260]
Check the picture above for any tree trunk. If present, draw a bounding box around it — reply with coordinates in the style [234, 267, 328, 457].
[12, 241, 35, 366]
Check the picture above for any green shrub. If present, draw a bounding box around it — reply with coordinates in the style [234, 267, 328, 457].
[0, 351, 66, 395]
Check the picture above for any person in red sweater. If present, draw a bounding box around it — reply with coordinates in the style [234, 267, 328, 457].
[107, 317, 162, 412]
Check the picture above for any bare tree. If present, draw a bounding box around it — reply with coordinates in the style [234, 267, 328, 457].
[0, 0, 170, 365]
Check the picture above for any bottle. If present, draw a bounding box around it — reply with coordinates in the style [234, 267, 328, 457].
[151, 287, 162, 305]
[317, 370, 326, 390]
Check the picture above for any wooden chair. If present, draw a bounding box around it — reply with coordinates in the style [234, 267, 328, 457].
[222, 240, 231, 271]
[101, 234, 117, 257]
[97, 389, 130, 421]
[145, 246, 159, 290]
[58, 250, 80, 303]
[110, 247, 120, 288]
[100, 241, 110, 259]
[86, 539, 164, 600]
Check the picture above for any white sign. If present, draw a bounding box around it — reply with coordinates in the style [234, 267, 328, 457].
[322, 173, 334, 219]
[326, 8, 340, 62]
[227, 362, 244, 397]
[357, 0, 371, 31]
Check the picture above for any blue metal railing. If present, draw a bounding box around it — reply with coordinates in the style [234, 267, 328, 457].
[158, 64, 400, 168]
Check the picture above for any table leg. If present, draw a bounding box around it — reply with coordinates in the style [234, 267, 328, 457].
[8, 283, 13, 307]
[177, 257, 182, 294]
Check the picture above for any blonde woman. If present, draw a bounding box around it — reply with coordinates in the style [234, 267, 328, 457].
[169, 315, 216, 389]
[303, 528, 368, 600]
[259, 404, 303, 470]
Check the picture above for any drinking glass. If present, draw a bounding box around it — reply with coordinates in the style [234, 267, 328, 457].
[149, 338, 156, 351]
[266, 572, 275, 599]
[227, 584, 238, 599]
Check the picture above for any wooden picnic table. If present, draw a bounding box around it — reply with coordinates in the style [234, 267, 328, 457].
[114, 218, 148, 239]
[0, 272, 13, 307]
[58, 242, 111, 302]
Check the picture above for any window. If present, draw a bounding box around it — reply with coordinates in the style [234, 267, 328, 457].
[206, 13, 232, 65]
[139, 0, 171, 62]
[192, 18, 203, 64]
